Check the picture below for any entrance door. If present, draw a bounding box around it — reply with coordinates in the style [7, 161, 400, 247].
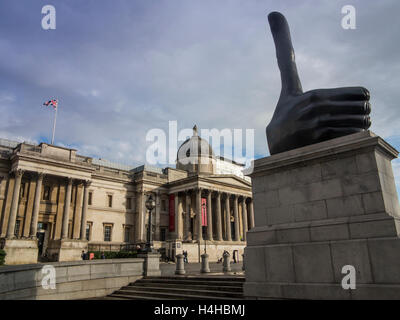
[37, 232, 45, 255]
[37, 222, 48, 257]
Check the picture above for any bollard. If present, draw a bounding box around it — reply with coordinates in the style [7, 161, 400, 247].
[242, 253, 245, 271]
[200, 253, 210, 273]
[222, 251, 231, 272]
[175, 254, 185, 275]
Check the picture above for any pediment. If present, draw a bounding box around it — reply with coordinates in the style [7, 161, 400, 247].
[203, 174, 251, 188]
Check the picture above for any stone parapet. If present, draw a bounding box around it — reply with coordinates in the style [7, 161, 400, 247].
[0, 258, 144, 300]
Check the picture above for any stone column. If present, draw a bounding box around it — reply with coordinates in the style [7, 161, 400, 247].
[241, 197, 248, 241]
[195, 188, 202, 241]
[154, 191, 161, 241]
[225, 193, 232, 241]
[174, 192, 179, 239]
[185, 191, 192, 241]
[135, 189, 144, 242]
[248, 198, 255, 230]
[233, 194, 240, 241]
[206, 191, 213, 241]
[80, 180, 91, 240]
[6, 169, 24, 239]
[215, 191, 222, 241]
[61, 177, 73, 239]
[29, 172, 44, 238]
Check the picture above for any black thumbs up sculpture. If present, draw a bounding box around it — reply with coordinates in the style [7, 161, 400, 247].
[266, 12, 371, 155]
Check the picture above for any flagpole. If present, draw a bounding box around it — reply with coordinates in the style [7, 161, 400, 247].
[51, 103, 58, 145]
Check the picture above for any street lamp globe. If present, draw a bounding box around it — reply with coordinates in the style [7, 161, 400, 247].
[145, 194, 156, 211]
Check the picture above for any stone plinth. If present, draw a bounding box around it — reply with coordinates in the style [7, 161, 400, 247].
[138, 252, 161, 276]
[175, 254, 186, 275]
[1, 239, 38, 265]
[47, 239, 88, 262]
[200, 253, 210, 273]
[244, 131, 400, 299]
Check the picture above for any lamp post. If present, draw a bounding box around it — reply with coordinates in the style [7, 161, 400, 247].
[145, 194, 156, 253]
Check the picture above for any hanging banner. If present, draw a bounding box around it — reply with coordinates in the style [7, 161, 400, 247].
[169, 194, 175, 232]
[201, 197, 207, 226]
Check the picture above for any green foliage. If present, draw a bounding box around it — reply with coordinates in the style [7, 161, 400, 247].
[0, 249, 6, 265]
[89, 250, 137, 260]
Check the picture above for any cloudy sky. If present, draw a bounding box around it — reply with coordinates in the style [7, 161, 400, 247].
[0, 0, 399, 188]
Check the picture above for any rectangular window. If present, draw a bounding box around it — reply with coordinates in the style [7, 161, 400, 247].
[126, 197, 131, 210]
[160, 228, 166, 241]
[108, 195, 113, 208]
[86, 223, 91, 241]
[14, 220, 21, 237]
[88, 192, 93, 205]
[104, 226, 112, 242]
[43, 186, 51, 201]
[124, 227, 130, 243]
[161, 199, 166, 211]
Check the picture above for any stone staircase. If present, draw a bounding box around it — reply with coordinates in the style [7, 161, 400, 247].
[104, 276, 245, 300]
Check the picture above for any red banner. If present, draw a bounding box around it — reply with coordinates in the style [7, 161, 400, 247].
[169, 194, 175, 232]
[201, 197, 207, 226]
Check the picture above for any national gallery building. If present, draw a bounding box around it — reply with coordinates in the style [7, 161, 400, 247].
[0, 126, 254, 264]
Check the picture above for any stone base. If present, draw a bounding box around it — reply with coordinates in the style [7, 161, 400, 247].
[138, 252, 161, 276]
[47, 239, 88, 262]
[0, 238, 38, 265]
[245, 131, 400, 299]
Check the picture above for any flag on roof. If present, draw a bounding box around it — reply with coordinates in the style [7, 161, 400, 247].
[43, 99, 58, 109]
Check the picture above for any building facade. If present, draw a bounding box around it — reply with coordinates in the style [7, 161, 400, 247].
[0, 126, 254, 264]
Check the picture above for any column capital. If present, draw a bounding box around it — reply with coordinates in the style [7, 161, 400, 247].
[83, 180, 92, 187]
[11, 169, 24, 178]
[37, 172, 45, 180]
[65, 177, 73, 184]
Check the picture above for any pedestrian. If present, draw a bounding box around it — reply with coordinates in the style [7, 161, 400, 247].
[183, 250, 188, 263]
[101, 252, 105, 259]
[81, 250, 86, 260]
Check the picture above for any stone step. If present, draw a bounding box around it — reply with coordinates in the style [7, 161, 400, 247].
[120, 285, 243, 298]
[107, 276, 245, 300]
[105, 293, 172, 300]
[110, 289, 241, 300]
[131, 282, 243, 292]
[133, 278, 244, 287]
[143, 276, 245, 282]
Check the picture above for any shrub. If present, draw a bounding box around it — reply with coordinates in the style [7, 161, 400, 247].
[0, 249, 6, 265]
[89, 250, 137, 260]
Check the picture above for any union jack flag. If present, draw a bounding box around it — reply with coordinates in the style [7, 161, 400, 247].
[43, 99, 58, 109]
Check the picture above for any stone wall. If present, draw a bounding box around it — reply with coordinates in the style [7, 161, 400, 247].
[0, 258, 144, 300]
